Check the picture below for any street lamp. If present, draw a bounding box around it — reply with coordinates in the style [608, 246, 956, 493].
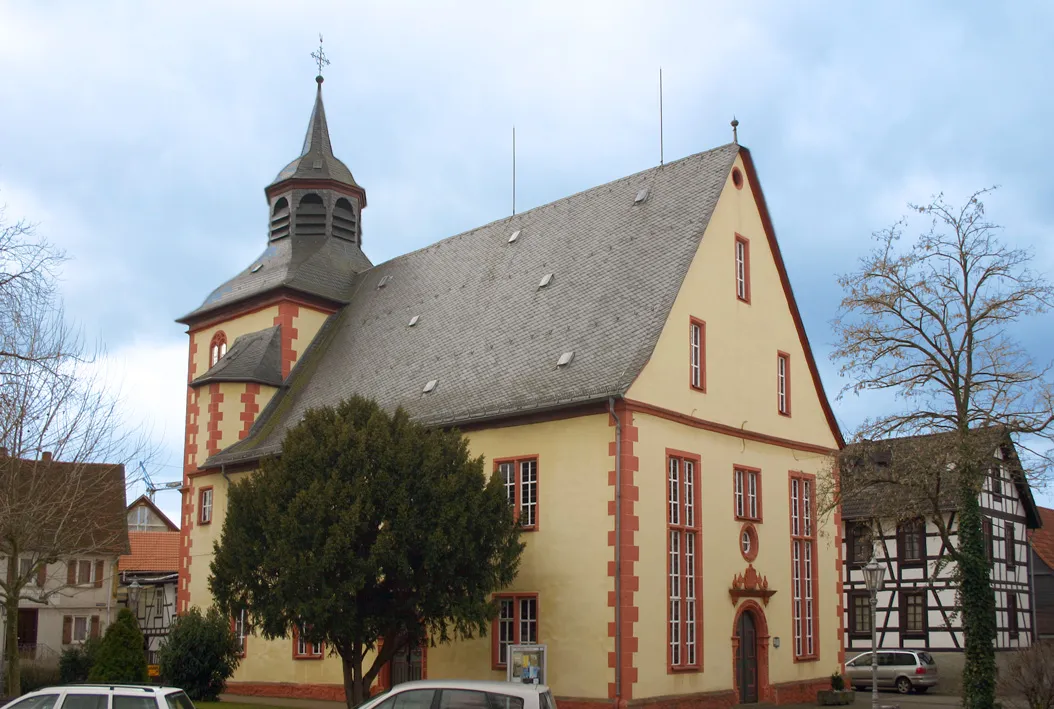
[127, 580, 142, 616]
[862, 556, 886, 709]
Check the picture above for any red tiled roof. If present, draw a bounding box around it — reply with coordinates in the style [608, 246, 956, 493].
[1030, 506, 1054, 569]
[119, 531, 180, 573]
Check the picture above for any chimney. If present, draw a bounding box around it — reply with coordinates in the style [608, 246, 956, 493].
[41, 451, 53, 463]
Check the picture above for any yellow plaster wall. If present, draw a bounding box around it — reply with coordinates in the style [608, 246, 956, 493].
[189, 307, 280, 382]
[626, 154, 839, 451]
[216, 383, 246, 451]
[631, 412, 839, 698]
[292, 307, 330, 363]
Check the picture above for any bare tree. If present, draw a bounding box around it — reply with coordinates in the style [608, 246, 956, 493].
[999, 641, 1054, 709]
[829, 189, 1054, 709]
[0, 206, 148, 695]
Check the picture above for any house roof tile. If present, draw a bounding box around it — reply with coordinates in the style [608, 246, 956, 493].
[119, 531, 180, 573]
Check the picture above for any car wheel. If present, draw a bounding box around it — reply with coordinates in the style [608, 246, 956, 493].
[896, 677, 913, 694]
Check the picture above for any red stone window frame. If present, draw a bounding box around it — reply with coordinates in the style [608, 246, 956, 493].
[740, 523, 759, 562]
[292, 624, 324, 660]
[495, 457, 539, 531]
[777, 351, 791, 417]
[789, 471, 818, 662]
[232, 608, 249, 658]
[734, 466, 762, 522]
[734, 234, 751, 304]
[198, 486, 214, 525]
[689, 317, 706, 392]
[209, 331, 228, 368]
[732, 167, 745, 190]
[667, 449, 702, 673]
[491, 593, 538, 669]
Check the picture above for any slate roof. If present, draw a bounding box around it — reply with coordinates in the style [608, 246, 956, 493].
[270, 77, 362, 190]
[1030, 506, 1054, 569]
[119, 530, 180, 573]
[193, 325, 283, 386]
[205, 143, 742, 467]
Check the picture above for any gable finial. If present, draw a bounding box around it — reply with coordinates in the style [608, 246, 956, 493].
[731, 116, 739, 144]
[311, 33, 330, 84]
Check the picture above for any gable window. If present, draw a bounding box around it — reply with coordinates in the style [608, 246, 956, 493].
[990, 467, 1003, 497]
[777, 352, 791, 416]
[492, 594, 538, 668]
[901, 591, 925, 636]
[689, 318, 705, 392]
[733, 467, 761, 521]
[897, 518, 925, 566]
[497, 458, 538, 530]
[734, 234, 750, 303]
[294, 624, 324, 659]
[131, 505, 150, 531]
[199, 488, 213, 525]
[1007, 593, 1020, 639]
[209, 332, 227, 368]
[849, 592, 871, 636]
[790, 472, 817, 660]
[233, 609, 248, 656]
[1006, 523, 1016, 570]
[848, 523, 873, 565]
[668, 451, 701, 671]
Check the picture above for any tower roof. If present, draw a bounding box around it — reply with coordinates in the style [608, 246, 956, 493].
[269, 77, 361, 190]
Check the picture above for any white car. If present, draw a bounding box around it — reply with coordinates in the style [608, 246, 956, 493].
[359, 680, 557, 709]
[0, 685, 196, 709]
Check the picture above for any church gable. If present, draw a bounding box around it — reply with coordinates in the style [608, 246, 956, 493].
[626, 149, 842, 450]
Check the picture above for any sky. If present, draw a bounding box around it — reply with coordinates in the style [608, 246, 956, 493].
[2, 1, 1053, 523]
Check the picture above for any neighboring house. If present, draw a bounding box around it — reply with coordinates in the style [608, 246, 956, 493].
[1028, 506, 1054, 639]
[174, 74, 845, 707]
[0, 451, 129, 665]
[119, 496, 180, 665]
[841, 433, 1042, 684]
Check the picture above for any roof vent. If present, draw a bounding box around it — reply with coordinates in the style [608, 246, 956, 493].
[508, 230, 521, 243]
[538, 273, 554, 289]
[312, 159, 323, 169]
[557, 351, 575, 367]
[250, 263, 263, 273]
[634, 187, 650, 204]
[423, 379, 437, 394]
[378, 275, 391, 289]
[408, 315, 420, 327]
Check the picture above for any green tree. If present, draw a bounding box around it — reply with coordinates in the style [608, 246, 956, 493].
[87, 608, 148, 683]
[157, 606, 240, 700]
[831, 189, 1054, 709]
[209, 396, 524, 708]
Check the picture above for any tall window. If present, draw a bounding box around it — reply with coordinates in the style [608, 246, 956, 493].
[492, 595, 538, 668]
[199, 488, 213, 525]
[689, 318, 705, 392]
[1007, 594, 1019, 639]
[295, 624, 323, 659]
[901, 591, 925, 636]
[983, 518, 994, 563]
[898, 518, 925, 565]
[1006, 523, 1016, 570]
[849, 523, 873, 564]
[668, 453, 701, 670]
[990, 466, 1003, 496]
[790, 473, 817, 659]
[497, 458, 538, 530]
[734, 467, 761, 521]
[777, 352, 791, 416]
[734, 235, 750, 303]
[849, 592, 871, 636]
[233, 609, 248, 656]
[209, 332, 227, 367]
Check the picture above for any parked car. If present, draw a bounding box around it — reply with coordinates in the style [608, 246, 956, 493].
[845, 650, 939, 694]
[0, 685, 195, 709]
[357, 680, 557, 709]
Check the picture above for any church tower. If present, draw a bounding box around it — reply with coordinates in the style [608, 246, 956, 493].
[175, 70, 370, 614]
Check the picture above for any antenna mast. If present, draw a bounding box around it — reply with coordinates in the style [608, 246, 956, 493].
[512, 126, 517, 216]
[659, 67, 664, 166]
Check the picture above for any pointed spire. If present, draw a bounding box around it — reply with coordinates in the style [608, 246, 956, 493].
[300, 76, 334, 158]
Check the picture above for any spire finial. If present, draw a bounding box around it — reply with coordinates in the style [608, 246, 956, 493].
[731, 116, 739, 144]
[311, 33, 330, 84]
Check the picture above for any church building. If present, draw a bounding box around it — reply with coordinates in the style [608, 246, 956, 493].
[176, 74, 845, 707]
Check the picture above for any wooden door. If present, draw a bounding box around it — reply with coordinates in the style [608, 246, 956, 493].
[736, 611, 759, 703]
[390, 643, 423, 686]
[17, 608, 39, 651]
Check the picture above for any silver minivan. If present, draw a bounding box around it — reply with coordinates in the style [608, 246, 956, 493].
[845, 649, 939, 694]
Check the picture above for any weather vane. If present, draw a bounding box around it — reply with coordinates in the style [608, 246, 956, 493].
[311, 34, 330, 80]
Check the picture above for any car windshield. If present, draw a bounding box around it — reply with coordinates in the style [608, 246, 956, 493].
[918, 652, 936, 665]
[165, 692, 196, 709]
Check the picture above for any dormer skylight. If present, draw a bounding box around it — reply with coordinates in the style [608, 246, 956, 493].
[508, 230, 521, 244]
[635, 187, 650, 204]
[250, 263, 263, 273]
[423, 379, 437, 394]
[378, 275, 391, 289]
[557, 351, 575, 367]
[408, 315, 420, 327]
[538, 273, 554, 289]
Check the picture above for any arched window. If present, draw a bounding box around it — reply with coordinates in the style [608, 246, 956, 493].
[270, 197, 290, 239]
[209, 332, 227, 367]
[295, 193, 326, 236]
[332, 198, 357, 242]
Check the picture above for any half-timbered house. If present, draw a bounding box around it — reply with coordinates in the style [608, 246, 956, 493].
[840, 432, 1042, 688]
[1029, 506, 1054, 639]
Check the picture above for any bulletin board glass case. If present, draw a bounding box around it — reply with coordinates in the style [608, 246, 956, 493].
[507, 644, 548, 685]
